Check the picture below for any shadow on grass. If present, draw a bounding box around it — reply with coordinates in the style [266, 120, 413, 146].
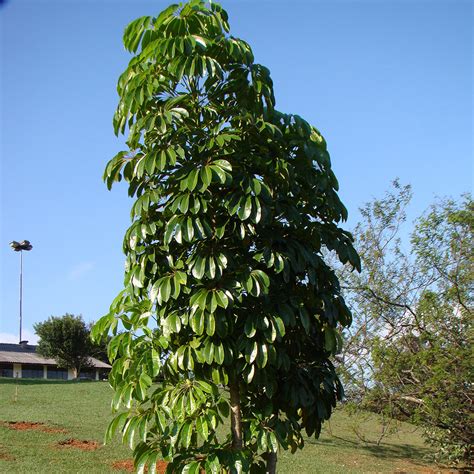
[0, 378, 101, 386]
[308, 435, 432, 466]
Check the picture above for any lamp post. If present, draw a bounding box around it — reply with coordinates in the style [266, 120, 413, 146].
[9, 240, 33, 344]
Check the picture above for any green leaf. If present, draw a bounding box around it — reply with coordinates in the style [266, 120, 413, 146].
[190, 288, 205, 308]
[195, 416, 209, 442]
[203, 340, 214, 365]
[209, 292, 218, 313]
[174, 220, 183, 243]
[179, 194, 190, 213]
[207, 256, 216, 279]
[299, 306, 311, 334]
[251, 178, 262, 195]
[238, 196, 252, 220]
[268, 431, 279, 452]
[245, 364, 255, 384]
[256, 342, 268, 368]
[214, 343, 224, 365]
[324, 327, 337, 353]
[200, 166, 212, 189]
[252, 269, 270, 289]
[184, 217, 195, 242]
[161, 277, 171, 303]
[180, 421, 193, 449]
[206, 312, 216, 336]
[144, 153, 155, 175]
[272, 315, 286, 339]
[191, 310, 205, 335]
[105, 412, 128, 443]
[157, 150, 167, 170]
[244, 318, 256, 338]
[167, 312, 182, 333]
[252, 196, 262, 223]
[172, 275, 181, 299]
[215, 290, 229, 308]
[211, 165, 226, 184]
[196, 380, 215, 394]
[196, 291, 209, 311]
[164, 216, 178, 245]
[183, 461, 201, 474]
[213, 159, 232, 172]
[215, 223, 227, 239]
[167, 147, 177, 165]
[246, 341, 258, 364]
[149, 348, 161, 377]
[192, 256, 206, 280]
[183, 168, 199, 191]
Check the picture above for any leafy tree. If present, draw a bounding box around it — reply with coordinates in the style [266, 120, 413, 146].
[337, 185, 473, 466]
[93, 2, 359, 472]
[35, 314, 94, 378]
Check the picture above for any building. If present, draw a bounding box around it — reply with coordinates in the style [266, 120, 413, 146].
[0, 342, 111, 380]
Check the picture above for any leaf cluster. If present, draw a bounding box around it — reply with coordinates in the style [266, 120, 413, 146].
[93, 1, 359, 472]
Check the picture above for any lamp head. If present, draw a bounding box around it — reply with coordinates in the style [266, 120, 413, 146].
[10, 240, 33, 251]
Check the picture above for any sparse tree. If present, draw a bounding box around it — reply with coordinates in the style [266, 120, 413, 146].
[337, 184, 473, 466]
[93, 2, 359, 472]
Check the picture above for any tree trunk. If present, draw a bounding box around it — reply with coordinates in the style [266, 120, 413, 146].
[265, 451, 277, 474]
[229, 380, 243, 450]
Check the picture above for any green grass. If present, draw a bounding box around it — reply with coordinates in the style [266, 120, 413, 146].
[0, 379, 438, 473]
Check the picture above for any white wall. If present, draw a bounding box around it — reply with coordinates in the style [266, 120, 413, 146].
[13, 363, 21, 378]
[67, 368, 75, 380]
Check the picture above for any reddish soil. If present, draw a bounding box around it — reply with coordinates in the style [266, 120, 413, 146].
[0, 453, 15, 461]
[111, 459, 168, 473]
[3, 421, 66, 433]
[56, 438, 99, 451]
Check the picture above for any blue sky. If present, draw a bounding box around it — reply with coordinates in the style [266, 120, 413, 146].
[1, 0, 472, 343]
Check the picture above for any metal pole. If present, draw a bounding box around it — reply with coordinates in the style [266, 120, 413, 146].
[19, 250, 23, 343]
[10, 240, 32, 344]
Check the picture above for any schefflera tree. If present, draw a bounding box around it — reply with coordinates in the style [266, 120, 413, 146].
[93, 1, 360, 473]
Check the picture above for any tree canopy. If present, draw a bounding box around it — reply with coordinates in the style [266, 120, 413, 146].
[93, 2, 359, 472]
[35, 313, 94, 378]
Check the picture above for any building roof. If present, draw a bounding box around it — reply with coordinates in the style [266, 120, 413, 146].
[0, 343, 111, 369]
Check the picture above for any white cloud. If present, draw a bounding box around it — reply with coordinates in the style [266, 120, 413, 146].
[68, 261, 95, 280]
[0, 329, 39, 344]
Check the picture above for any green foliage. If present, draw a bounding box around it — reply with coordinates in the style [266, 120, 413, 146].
[371, 291, 473, 464]
[94, 1, 358, 472]
[35, 314, 94, 377]
[371, 196, 473, 465]
[338, 186, 473, 466]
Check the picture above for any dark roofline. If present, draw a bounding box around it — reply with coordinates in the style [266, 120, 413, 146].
[0, 343, 37, 352]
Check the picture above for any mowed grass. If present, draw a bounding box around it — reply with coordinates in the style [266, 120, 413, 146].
[0, 379, 439, 473]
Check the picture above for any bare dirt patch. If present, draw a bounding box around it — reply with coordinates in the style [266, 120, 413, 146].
[0, 453, 15, 461]
[56, 438, 99, 451]
[393, 464, 470, 473]
[111, 459, 168, 473]
[3, 421, 66, 433]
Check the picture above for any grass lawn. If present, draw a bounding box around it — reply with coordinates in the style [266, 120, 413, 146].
[0, 378, 441, 473]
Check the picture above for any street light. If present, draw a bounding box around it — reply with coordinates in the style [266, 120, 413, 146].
[9, 240, 33, 344]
